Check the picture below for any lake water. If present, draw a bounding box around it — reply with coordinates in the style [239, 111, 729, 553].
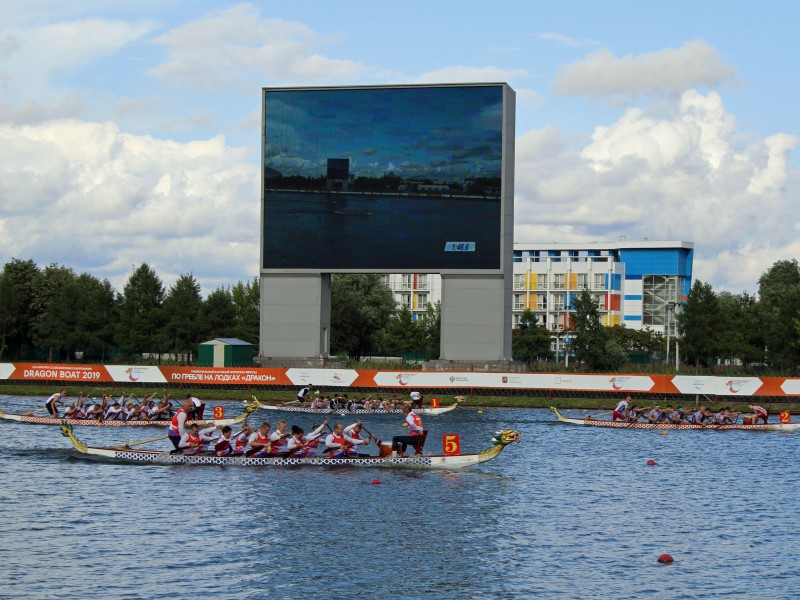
[1, 394, 798, 599]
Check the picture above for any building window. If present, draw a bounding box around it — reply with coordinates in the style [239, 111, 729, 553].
[642, 275, 679, 333]
[537, 274, 548, 290]
[513, 294, 525, 310]
[595, 294, 605, 310]
[594, 273, 606, 289]
[513, 313, 521, 328]
[401, 274, 413, 290]
[577, 273, 588, 290]
[513, 274, 525, 290]
[379, 275, 390, 288]
[400, 293, 411, 309]
[552, 293, 565, 308]
[536, 294, 547, 310]
[553, 274, 565, 289]
[417, 274, 429, 290]
[417, 293, 429, 310]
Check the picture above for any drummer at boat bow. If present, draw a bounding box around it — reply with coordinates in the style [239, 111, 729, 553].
[391, 406, 424, 458]
[45, 390, 67, 416]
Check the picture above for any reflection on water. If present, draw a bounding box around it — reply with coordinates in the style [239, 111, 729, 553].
[1, 396, 799, 599]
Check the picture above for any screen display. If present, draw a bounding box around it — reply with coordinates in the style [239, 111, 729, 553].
[262, 84, 505, 271]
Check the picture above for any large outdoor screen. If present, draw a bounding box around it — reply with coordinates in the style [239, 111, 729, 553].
[261, 84, 508, 272]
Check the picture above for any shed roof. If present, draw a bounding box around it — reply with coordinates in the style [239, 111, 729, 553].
[200, 338, 253, 346]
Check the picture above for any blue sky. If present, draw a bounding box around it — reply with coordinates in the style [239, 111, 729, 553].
[1, 1, 799, 294]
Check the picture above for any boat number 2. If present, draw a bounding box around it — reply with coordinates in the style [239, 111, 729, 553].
[442, 434, 461, 455]
[780, 411, 791, 424]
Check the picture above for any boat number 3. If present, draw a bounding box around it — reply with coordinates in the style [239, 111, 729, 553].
[213, 406, 224, 419]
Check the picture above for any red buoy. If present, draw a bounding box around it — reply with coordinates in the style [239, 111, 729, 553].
[657, 554, 674, 564]
[646, 459, 657, 466]
[371, 479, 381, 485]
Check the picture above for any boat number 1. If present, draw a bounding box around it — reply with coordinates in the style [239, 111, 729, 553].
[442, 434, 461, 455]
[213, 406, 224, 420]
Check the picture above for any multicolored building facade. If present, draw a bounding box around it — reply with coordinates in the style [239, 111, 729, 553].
[384, 240, 693, 338]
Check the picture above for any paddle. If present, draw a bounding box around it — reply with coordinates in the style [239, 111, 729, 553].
[587, 410, 613, 420]
[121, 434, 169, 448]
[23, 408, 51, 416]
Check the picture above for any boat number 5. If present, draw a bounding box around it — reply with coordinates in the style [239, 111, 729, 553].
[442, 434, 461, 455]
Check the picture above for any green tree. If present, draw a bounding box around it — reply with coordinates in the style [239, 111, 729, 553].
[758, 260, 800, 368]
[117, 263, 165, 358]
[569, 289, 606, 369]
[331, 274, 395, 359]
[420, 301, 441, 359]
[512, 309, 552, 363]
[377, 305, 419, 357]
[32, 264, 77, 361]
[716, 291, 763, 366]
[73, 274, 117, 361]
[1, 258, 42, 357]
[162, 273, 204, 361]
[230, 278, 260, 344]
[203, 287, 236, 340]
[678, 280, 721, 367]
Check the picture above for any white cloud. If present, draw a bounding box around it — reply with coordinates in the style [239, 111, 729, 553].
[553, 39, 736, 97]
[148, 3, 365, 89]
[514, 90, 799, 292]
[538, 32, 602, 48]
[413, 65, 527, 84]
[0, 119, 260, 293]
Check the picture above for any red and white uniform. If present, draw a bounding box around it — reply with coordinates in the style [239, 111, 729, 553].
[406, 411, 423, 436]
[168, 409, 188, 436]
[752, 405, 768, 424]
[287, 423, 327, 458]
[178, 427, 217, 455]
[325, 431, 366, 457]
[269, 430, 290, 453]
[612, 399, 629, 421]
[248, 430, 271, 455]
[234, 431, 251, 453]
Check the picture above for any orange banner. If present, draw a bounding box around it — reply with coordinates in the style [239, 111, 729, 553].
[159, 366, 292, 386]
[7, 363, 112, 383]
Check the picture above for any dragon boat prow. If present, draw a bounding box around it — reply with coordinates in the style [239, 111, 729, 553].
[58, 425, 521, 470]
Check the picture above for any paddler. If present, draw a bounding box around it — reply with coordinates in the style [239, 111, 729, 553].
[612, 395, 631, 421]
[167, 398, 195, 450]
[747, 403, 769, 424]
[45, 389, 67, 416]
[247, 422, 272, 457]
[213, 426, 235, 456]
[177, 423, 218, 455]
[185, 393, 206, 420]
[391, 405, 424, 458]
[325, 421, 369, 458]
[343, 421, 373, 457]
[268, 419, 292, 455]
[233, 424, 253, 454]
[286, 421, 328, 458]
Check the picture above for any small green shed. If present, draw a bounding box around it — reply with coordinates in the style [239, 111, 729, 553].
[198, 338, 254, 367]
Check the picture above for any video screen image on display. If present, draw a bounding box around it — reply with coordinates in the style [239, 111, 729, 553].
[262, 84, 505, 271]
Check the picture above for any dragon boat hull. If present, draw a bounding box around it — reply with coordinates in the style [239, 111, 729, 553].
[60, 424, 521, 470]
[0, 402, 256, 428]
[253, 397, 463, 416]
[550, 407, 800, 432]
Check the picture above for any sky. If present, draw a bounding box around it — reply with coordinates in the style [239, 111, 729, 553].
[1, 1, 799, 296]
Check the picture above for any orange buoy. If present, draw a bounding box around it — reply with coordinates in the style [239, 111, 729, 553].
[371, 479, 381, 485]
[646, 459, 657, 466]
[657, 554, 674, 564]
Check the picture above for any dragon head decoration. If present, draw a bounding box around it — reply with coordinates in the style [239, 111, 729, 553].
[492, 429, 521, 447]
[60, 421, 88, 453]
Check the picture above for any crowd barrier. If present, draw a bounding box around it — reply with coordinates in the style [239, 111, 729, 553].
[1, 362, 798, 398]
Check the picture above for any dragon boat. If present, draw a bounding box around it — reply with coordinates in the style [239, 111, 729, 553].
[0, 401, 257, 428]
[252, 395, 464, 416]
[550, 406, 800, 432]
[59, 423, 521, 470]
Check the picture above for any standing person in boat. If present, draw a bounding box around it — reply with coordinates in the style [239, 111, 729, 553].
[297, 384, 315, 408]
[612, 396, 631, 421]
[45, 390, 67, 417]
[324, 421, 370, 458]
[185, 393, 206, 420]
[167, 398, 195, 450]
[409, 390, 423, 409]
[391, 405, 424, 458]
[748, 403, 769, 424]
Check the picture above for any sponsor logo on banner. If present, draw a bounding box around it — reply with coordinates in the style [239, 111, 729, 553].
[726, 379, 745, 393]
[9, 363, 111, 382]
[396, 373, 411, 386]
[105, 365, 167, 384]
[609, 376, 631, 390]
